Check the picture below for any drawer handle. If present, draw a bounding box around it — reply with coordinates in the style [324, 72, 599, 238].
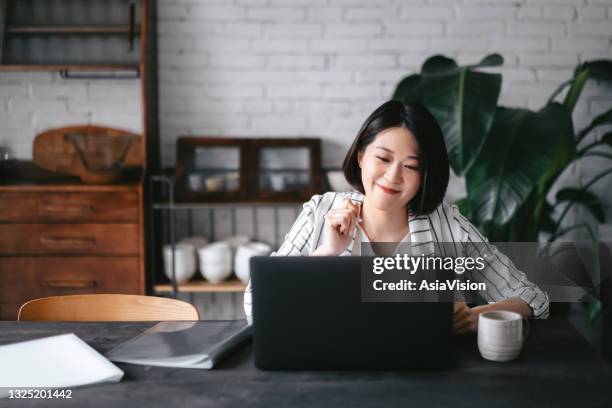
[38, 204, 94, 216]
[40, 235, 96, 246]
[42, 279, 97, 289]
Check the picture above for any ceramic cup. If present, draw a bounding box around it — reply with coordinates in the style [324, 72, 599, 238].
[163, 243, 196, 284]
[187, 174, 205, 192]
[234, 242, 272, 283]
[205, 176, 224, 192]
[269, 174, 286, 191]
[178, 237, 209, 272]
[477, 311, 529, 362]
[198, 242, 232, 283]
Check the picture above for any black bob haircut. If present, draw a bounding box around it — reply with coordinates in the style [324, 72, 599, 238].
[342, 100, 449, 216]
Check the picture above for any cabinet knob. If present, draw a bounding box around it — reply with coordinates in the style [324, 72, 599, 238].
[42, 279, 97, 289]
[40, 235, 96, 246]
[38, 204, 94, 216]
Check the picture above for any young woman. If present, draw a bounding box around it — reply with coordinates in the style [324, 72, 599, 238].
[244, 100, 549, 333]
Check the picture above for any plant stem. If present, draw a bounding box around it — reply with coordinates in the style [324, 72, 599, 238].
[546, 79, 573, 105]
[563, 68, 590, 114]
[549, 167, 612, 240]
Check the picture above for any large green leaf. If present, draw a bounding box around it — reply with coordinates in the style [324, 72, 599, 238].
[392, 74, 423, 103]
[392, 55, 502, 175]
[466, 104, 574, 226]
[418, 60, 501, 175]
[421, 55, 458, 75]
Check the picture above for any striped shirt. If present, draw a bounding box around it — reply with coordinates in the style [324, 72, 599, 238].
[244, 191, 550, 324]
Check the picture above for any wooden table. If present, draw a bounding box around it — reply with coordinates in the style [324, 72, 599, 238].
[1, 319, 611, 407]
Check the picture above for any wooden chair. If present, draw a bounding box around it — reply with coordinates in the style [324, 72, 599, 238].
[17, 294, 200, 321]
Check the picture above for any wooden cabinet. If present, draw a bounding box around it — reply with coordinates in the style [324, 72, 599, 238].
[0, 0, 159, 319]
[0, 0, 148, 74]
[0, 183, 145, 320]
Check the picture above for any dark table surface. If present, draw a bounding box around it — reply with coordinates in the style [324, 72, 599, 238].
[1, 319, 611, 407]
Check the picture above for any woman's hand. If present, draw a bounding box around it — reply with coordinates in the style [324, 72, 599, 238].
[453, 302, 478, 335]
[312, 199, 361, 256]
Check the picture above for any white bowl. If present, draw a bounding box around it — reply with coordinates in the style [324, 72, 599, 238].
[163, 244, 196, 284]
[200, 264, 232, 284]
[234, 242, 272, 283]
[326, 170, 352, 192]
[198, 242, 232, 283]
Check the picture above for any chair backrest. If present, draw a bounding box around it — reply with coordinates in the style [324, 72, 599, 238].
[18, 294, 199, 321]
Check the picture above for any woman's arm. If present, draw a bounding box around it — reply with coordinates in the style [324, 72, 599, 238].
[453, 298, 532, 335]
[243, 195, 320, 324]
[444, 203, 549, 334]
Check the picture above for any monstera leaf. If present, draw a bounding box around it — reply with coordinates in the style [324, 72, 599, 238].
[392, 74, 423, 103]
[419, 55, 502, 175]
[466, 103, 574, 226]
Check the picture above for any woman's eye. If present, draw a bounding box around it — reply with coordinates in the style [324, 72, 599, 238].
[404, 165, 418, 171]
[376, 156, 390, 163]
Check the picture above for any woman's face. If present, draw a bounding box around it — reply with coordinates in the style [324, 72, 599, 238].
[358, 127, 421, 213]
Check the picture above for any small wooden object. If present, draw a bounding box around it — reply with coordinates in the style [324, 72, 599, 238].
[32, 125, 143, 183]
[17, 294, 199, 321]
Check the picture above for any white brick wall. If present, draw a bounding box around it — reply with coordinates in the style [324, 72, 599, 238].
[1, 0, 610, 227]
[152, 0, 611, 171]
[152, 0, 612, 245]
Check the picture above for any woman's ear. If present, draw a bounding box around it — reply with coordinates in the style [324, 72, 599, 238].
[357, 150, 363, 168]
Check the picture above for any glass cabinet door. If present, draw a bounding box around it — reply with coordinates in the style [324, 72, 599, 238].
[257, 147, 310, 193]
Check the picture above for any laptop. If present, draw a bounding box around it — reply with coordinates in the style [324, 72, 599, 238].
[250, 256, 453, 370]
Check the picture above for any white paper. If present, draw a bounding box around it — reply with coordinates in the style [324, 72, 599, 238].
[0, 333, 124, 397]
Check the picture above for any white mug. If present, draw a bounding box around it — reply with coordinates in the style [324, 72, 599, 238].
[477, 311, 529, 362]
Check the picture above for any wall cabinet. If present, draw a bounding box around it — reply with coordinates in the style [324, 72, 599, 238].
[0, 0, 147, 73]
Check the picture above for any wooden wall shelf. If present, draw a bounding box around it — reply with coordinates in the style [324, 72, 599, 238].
[154, 279, 247, 294]
[6, 25, 141, 34]
[0, 64, 140, 72]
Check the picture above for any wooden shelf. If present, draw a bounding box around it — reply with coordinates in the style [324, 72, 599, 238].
[154, 279, 247, 293]
[0, 64, 140, 72]
[6, 25, 142, 34]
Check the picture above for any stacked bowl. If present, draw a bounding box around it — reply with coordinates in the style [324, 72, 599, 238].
[197, 242, 233, 283]
[163, 243, 196, 284]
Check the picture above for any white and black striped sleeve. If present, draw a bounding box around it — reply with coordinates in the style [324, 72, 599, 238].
[451, 205, 550, 319]
[243, 195, 320, 324]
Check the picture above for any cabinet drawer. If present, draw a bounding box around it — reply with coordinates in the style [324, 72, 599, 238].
[0, 224, 140, 255]
[0, 192, 139, 222]
[0, 257, 142, 320]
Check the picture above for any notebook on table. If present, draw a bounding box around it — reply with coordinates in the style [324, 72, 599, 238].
[106, 320, 251, 369]
[0, 333, 124, 398]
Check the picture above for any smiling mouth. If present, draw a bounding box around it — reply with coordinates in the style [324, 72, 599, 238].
[377, 184, 400, 194]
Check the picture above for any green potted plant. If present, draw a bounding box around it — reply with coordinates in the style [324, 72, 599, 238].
[392, 54, 612, 243]
[392, 55, 612, 320]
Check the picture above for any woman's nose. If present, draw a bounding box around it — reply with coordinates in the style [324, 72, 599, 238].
[384, 164, 402, 184]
